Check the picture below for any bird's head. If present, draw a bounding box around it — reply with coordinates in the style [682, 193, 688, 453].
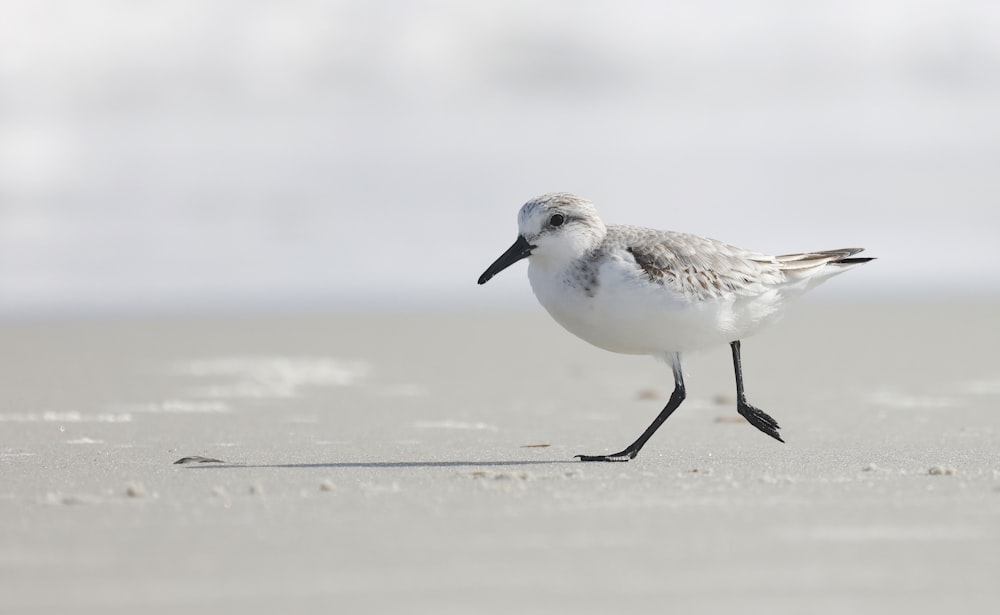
[478, 193, 606, 285]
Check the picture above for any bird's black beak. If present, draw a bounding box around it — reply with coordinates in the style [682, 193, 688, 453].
[477, 235, 535, 285]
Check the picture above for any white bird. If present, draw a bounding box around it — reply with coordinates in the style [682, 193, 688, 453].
[478, 193, 874, 462]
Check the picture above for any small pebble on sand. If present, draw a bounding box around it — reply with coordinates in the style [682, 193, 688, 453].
[636, 388, 660, 400]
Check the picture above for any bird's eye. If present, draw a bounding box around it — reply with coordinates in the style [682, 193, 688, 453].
[549, 214, 565, 227]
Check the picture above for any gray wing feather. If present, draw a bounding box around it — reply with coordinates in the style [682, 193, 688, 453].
[608, 226, 867, 300]
[609, 226, 784, 300]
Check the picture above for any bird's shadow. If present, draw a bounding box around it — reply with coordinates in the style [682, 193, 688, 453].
[182, 459, 575, 470]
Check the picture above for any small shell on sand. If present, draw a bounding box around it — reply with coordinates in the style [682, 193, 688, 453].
[174, 456, 226, 465]
[928, 465, 956, 476]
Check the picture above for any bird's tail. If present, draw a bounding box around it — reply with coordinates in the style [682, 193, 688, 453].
[765, 248, 875, 284]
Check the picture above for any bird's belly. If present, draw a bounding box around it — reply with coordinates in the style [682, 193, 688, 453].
[530, 266, 785, 355]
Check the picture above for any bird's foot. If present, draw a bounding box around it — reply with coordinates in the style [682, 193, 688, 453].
[737, 400, 784, 443]
[575, 450, 637, 462]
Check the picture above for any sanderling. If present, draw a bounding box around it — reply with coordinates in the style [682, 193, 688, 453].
[478, 193, 874, 462]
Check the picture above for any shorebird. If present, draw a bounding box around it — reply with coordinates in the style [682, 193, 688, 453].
[478, 193, 873, 462]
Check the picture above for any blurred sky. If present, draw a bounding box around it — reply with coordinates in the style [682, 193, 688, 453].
[2, 0, 999, 315]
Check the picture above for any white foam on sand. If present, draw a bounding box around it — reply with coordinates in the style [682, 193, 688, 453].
[65, 437, 103, 445]
[126, 400, 231, 413]
[0, 411, 132, 423]
[175, 356, 369, 399]
[413, 420, 499, 432]
[0, 450, 35, 459]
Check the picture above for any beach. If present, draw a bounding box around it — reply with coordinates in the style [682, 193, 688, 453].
[1, 301, 998, 613]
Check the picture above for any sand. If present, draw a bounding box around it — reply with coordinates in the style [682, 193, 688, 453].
[1, 302, 998, 614]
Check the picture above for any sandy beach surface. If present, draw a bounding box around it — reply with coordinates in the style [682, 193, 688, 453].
[2, 302, 998, 614]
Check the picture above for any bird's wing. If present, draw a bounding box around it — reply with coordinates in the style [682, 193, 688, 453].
[610, 226, 784, 300]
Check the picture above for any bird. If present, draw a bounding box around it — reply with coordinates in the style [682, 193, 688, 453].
[477, 192, 874, 462]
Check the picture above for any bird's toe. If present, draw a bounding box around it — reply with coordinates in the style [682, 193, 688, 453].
[737, 402, 784, 442]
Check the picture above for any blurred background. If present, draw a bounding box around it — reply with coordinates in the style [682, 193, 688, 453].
[2, 0, 998, 317]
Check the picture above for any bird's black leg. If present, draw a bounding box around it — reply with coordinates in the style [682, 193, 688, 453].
[730, 340, 784, 442]
[577, 353, 686, 462]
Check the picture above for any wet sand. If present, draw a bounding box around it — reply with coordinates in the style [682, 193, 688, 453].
[1, 302, 998, 613]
